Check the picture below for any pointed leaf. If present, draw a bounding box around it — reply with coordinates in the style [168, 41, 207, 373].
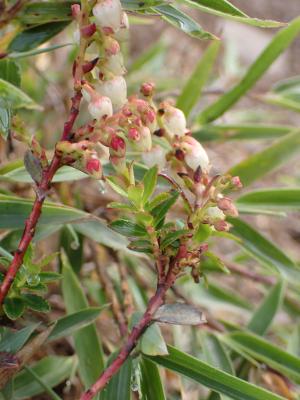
[140, 357, 166, 400]
[0, 78, 41, 110]
[154, 303, 205, 325]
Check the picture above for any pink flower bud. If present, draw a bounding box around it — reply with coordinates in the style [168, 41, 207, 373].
[217, 196, 239, 217]
[160, 103, 187, 138]
[110, 133, 126, 157]
[130, 126, 152, 152]
[179, 136, 210, 173]
[97, 76, 127, 110]
[231, 176, 243, 189]
[214, 220, 230, 232]
[80, 23, 97, 38]
[140, 82, 155, 97]
[93, 0, 122, 33]
[103, 36, 120, 56]
[71, 4, 81, 19]
[85, 153, 102, 179]
[82, 57, 99, 74]
[128, 128, 140, 140]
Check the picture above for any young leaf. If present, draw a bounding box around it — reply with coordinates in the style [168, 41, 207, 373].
[140, 357, 166, 400]
[48, 307, 107, 342]
[106, 176, 128, 197]
[176, 40, 220, 116]
[110, 219, 148, 237]
[0, 78, 41, 110]
[0, 59, 21, 87]
[61, 253, 104, 392]
[141, 323, 168, 356]
[153, 4, 217, 40]
[247, 281, 285, 336]
[0, 101, 11, 140]
[228, 130, 300, 187]
[147, 345, 284, 400]
[160, 229, 189, 250]
[154, 303, 205, 325]
[151, 191, 179, 227]
[22, 294, 50, 313]
[142, 165, 158, 203]
[227, 217, 299, 283]
[198, 17, 300, 123]
[3, 297, 25, 320]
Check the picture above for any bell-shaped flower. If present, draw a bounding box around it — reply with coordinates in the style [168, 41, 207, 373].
[179, 136, 210, 173]
[97, 76, 127, 111]
[93, 0, 122, 33]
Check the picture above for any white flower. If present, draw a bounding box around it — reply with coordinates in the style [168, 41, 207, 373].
[104, 53, 126, 75]
[88, 96, 113, 119]
[162, 104, 187, 137]
[180, 136, 210, 173]
[142, 145, 166, 171]
[206, 206, 225, 222]
[93, 0, 122, 33]
[114, 12, 129, 41]
[97, 76, 127, 110]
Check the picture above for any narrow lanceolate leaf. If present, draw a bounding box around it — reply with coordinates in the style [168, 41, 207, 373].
[237, 189, 300, 213]
[110, 219, 148, 237]
[153, 4, 217, 40]
[202, 332, 234, 375]
[8, 22, 69, 53]
[0, 59, 21, 86]
[100, 357, 132, 400]
[176, 40, 220, 116]
[154, 303, 205, 325]
[198, 17, 300, 123]
[0, 101, 11, 140]
[142, 165, 158, 204]
[0, 323, 39, 353]
[140, 357, 166, 400]
[48, 307, 107, 341]
[121, 0, 164, 10]
[181, 0, 283, 28]
[247, 281, 285, 336]
[13, 356, 75, 399]
[193, 124, 293, 142]
[61, 253, 104, 394]
[19, 1, 74, 24]
[228, 218, 300, 283]
[147, 346, 284, 400]
[224, 331, 300, 384]
[228, 130, 300, 187]
[0, 78, 41, 110]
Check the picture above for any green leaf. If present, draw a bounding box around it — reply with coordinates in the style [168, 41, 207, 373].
[13, 356, 75, 399]
[0, 60, 21, 87]
[151, 190, 179, 227]
[228, 217, 299, 282]
[202, 332, 235, 375]
[229, 130, 300, 187]
[142, 166, 158, 204]
[8, 22, 70, 53]
[140, 322, 168, 356]
[147, 345, 284, 400]
[0, 78, 41, 110]
[224, 331, 300, 384]
[0, 323, 39, 353]
[198, 17, 300, 123]
[48, 307, 107, 341]
[22, 294, 50, 313]
[181, 0, 283, 27]
[39, 272, 62, 283]
[176, 40, 220, 116]
[100, 356, 132, 400]
[8, 43, 73, 59]
[3, 297, 25, 320]
[0, 194, 89, 229]
[61, 253, 104, 392]
[128, 184, 144, 209]
[237, 188, 300, 213]
[145, 192, 170, 212]
[207, 281, 252, 310]
[19, 1, 74, 24]
[153, 4, 217, 40]
[193, 124, 293, 142]
[247, 281, 285, 336]
[110, 219, 148, 237]
[106, 176, 128, 197]
[121, 0, 164, 10]
[0, 101, 11, 140]
[160, 229, 189, 250]
[140, 357, 166, 400]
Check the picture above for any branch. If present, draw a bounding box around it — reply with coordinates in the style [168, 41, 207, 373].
[0, 3, 89, 306]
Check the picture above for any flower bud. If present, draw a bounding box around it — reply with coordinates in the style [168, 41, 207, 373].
[80, 23, 97, 38]
[217, 196, 238, 217]
[109, 133, 126, 157]
[103, 36, 120, 56]
[129, 126, 152, 152]
[231, 176, 243, 189]
[160, 103, 187, 138]
[142, 145, 166, 171]
[82, 84, 113, 120]
[97, 76, 127, 110]
[140, 82, 155, 97]
[71, 4, 81, 20]
[179, 136, 210, 173]
[93, 0, 122, 33]
[84, 153, 102, 179]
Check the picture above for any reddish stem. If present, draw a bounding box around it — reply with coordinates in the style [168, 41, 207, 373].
[80, 269, 177, 400]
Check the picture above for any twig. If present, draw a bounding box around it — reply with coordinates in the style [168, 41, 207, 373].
[118, 261, 134, 322]
[0, 3, 89, 306]
[224, 260, 275, 285]
[90, 242, 128, 337]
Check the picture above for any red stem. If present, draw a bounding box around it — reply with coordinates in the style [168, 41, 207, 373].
[80, 269, 177, 400]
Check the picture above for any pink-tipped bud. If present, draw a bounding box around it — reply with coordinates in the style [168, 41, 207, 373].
[97, 76, 127, 110]
[81, 23, 97, 38]
[128, 128, 140, 140]
[160, 103, 187, 138]
[88, 96, 113, 120]
[82, 57, 99, 73]
[140, 82, 155, 97]
[231, 176, 243, 189]
[110, 133, 126, 157]
[93, 0, 122, 33]
[179, 136, 210, 173]
[103, 36, 120, 56]
[217, 196, 239, 217]
[71, 4, 81, 19]
[214, 220, 229, 232]
[85, 153, 102, 179]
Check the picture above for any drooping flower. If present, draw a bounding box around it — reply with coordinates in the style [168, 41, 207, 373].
[82, 84, 113, 120]
[97, 76, 127, 110]
[142, 145, 166, 171]
[160, 103, 187, 138]
[93, 0, 122, 33]
[178, 136, 210, 173]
